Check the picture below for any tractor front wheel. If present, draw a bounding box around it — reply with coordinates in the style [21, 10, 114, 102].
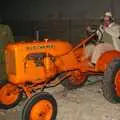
[22, 92, 57, 120]
[102, 58, 120, 103]
[0, 83, 22, 109]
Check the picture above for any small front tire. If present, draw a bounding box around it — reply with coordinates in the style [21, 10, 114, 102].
[0, 83, 22, 109]
[22, 92, 57, 120]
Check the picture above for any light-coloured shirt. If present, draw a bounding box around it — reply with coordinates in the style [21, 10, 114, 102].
[105, 23, 120, 50]
[97, 22, 120, 50]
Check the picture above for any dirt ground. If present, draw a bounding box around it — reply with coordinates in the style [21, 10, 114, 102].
[0, 76, 120, 120]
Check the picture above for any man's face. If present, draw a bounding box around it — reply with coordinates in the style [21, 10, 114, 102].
[103, 16, 111, 27]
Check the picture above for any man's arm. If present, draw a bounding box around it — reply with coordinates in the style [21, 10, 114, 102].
[106, 24, 120, 38]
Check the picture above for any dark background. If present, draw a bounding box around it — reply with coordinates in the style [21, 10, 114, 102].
[0, 0, 120, 43]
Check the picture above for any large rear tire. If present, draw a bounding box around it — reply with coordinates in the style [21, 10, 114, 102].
[22, 92, 57, 120]
[102, 58, 120, 103]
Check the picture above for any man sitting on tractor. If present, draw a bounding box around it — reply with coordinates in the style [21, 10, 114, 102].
[85, 12, 120, 65]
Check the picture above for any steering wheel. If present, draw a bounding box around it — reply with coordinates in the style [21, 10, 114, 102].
[86, 25, 104, 44]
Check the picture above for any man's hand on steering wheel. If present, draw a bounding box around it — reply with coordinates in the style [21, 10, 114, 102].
[86, 25, 98, 44]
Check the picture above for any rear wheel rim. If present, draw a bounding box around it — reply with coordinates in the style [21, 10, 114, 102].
[0, 84, 20, 105]
[30, 100, 53, 120]
[115, 70, 120, 96]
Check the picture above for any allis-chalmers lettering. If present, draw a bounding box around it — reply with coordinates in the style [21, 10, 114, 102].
[26, 44, 55, 50]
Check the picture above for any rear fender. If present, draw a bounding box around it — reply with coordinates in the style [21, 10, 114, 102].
[95, 50, 120, 72]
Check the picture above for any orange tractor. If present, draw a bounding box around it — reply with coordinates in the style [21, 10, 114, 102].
[0, 31, 120, 120]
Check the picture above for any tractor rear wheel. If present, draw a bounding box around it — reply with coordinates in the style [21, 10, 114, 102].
[102, 58, 120, 103]
[0, 83, 22, 109]
[61, 71, 88, 90]
[22, 92, 57, 120]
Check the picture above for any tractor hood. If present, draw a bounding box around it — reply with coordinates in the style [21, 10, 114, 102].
[6, 39, 73, 57]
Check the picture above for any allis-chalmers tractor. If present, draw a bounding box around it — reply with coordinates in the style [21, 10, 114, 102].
[0, 30, 120, 120]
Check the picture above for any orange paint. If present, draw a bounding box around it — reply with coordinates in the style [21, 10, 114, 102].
[30, 100, 53, 120]
[0, 83, 20, 105]
[115, 70, 120, 96]
[2, 34, 120, 107]
[96, 50, 120, 72]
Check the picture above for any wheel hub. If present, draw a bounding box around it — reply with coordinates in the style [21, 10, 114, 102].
[0, 83, 20, 105]
[30, 100, 53, 120]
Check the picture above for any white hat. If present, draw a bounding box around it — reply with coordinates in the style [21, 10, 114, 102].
[104, 12, 112, 17]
